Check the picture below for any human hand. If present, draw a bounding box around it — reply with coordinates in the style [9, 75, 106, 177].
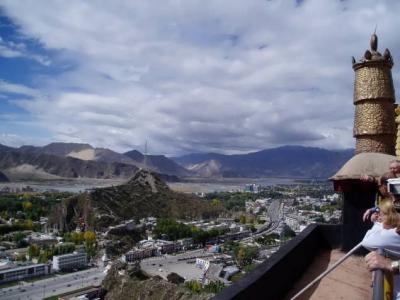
[360, 175, 375, 182]
[365, 251, 391, 272]
[370, 212, 379, 222]
[363, 209, 371, 222]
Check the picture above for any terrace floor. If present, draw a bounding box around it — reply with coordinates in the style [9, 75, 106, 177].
[284, 249, 372, 300]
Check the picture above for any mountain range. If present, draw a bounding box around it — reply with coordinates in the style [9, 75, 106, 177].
[0, 142, 354, 180]
[171, 145, 354, 178]
[0, 142, 187, 180]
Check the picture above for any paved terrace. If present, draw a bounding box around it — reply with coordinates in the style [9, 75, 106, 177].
[213, 224, 373, 300]
[284, 249, 372, 300]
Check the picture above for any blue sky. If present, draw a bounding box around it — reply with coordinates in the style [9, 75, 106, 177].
[0, 0, 400, 155]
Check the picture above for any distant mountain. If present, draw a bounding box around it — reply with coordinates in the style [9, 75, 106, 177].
[21, 142, 137, 165]
[0, 143, 189, 179]
[124, 150, 191, 177]
[0, 149, 138, 179]
[172, 146, 354, 179]
[186, 159, 222, 177]
[0, 142, 354, 179]
[49, 169, 222, 231]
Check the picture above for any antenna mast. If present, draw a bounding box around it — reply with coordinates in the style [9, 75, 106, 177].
[144, 140, 148, 170]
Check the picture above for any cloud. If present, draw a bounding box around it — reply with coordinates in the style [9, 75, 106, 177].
[0, 0, 399, 155]
[0, 36, 51, 65]
[0, 80, 38, 97]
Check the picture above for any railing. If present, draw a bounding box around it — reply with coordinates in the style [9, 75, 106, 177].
[372, 267, 384, 300]
[372, 249, 387, 300]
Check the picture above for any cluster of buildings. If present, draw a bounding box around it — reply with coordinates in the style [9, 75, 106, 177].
[182, 219, 248, 233]
[0, 186, 35, 194]
[244, 184, 261, 193]
[104, 217, 157, 237]
[123, 238, 194, 262]
[245, 198, 269, 214]
[196, 257, 239, 284]
[0, 250, 87, 284]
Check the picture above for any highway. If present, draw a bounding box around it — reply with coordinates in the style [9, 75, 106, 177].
[0, 266, 105, 300]
[243, 200, 283, 242]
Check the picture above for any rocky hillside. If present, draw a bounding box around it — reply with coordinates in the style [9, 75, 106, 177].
[102, 261, 212, 300]
[172, 146, 354, 178]
[49, 169, 222, 231]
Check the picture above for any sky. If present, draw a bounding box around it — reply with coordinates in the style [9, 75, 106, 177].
[0, 0, 400, 156]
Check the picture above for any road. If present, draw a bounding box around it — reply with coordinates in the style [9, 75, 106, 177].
[0, 266, 105, 300]
[243, 200, 283, 242]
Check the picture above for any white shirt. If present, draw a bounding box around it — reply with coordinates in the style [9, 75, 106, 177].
[362, 222, 400, 299]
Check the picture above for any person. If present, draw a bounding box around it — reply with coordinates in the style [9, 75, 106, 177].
[363, 199, 400, 298]
[362, 199, 400, 255]
[362, 160, 400, 222]
[363, 175, 391, 222]
[362, 160, 400, 183]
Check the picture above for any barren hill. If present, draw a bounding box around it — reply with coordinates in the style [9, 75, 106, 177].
[50, 169, 222, 231]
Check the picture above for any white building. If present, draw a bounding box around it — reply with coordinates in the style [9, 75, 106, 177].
[0, 263, 51, 284]
[52, 251, 87, 271]
[196, 258, 210, 271]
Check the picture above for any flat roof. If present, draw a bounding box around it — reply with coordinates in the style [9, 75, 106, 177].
[0, 263, 49, 274]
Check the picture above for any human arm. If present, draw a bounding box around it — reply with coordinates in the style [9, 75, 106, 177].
[363, 207, 379, 222]
[361, 223, 400, 257]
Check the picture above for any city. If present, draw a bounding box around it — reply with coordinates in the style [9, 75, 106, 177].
[0, 1, 397, 299]
[0, 179, 340, 299]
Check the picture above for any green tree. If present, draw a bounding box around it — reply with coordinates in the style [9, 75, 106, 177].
[211, 198, 221, 207]
[22, 201, 33, 211]
[84, 231, 96, 259]
[234, 245, 258, 267]
[239, 215, 246, 224]
[185, 280, 202, 293]
[28, 244, 40, 258]
[203, 281, 225, 293]
[282, 225, 296, 238]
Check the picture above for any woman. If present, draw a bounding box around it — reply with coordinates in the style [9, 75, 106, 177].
[362, 199, 400, 299]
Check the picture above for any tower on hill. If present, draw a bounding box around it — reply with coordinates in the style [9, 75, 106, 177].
[352, 33, 396, 155]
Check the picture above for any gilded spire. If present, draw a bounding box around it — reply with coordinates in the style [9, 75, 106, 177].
[352, 34, 396, 155]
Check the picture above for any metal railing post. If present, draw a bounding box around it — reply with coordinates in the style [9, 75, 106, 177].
[372, 249, 384, 300]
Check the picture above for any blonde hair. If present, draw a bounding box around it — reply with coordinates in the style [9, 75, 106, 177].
[379, 198, 400, 228]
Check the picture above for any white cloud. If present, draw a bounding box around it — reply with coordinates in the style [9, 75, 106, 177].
[1, 0, 400, 155]
[0, 36, 50, 65]
[0, 80, 39, 97]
